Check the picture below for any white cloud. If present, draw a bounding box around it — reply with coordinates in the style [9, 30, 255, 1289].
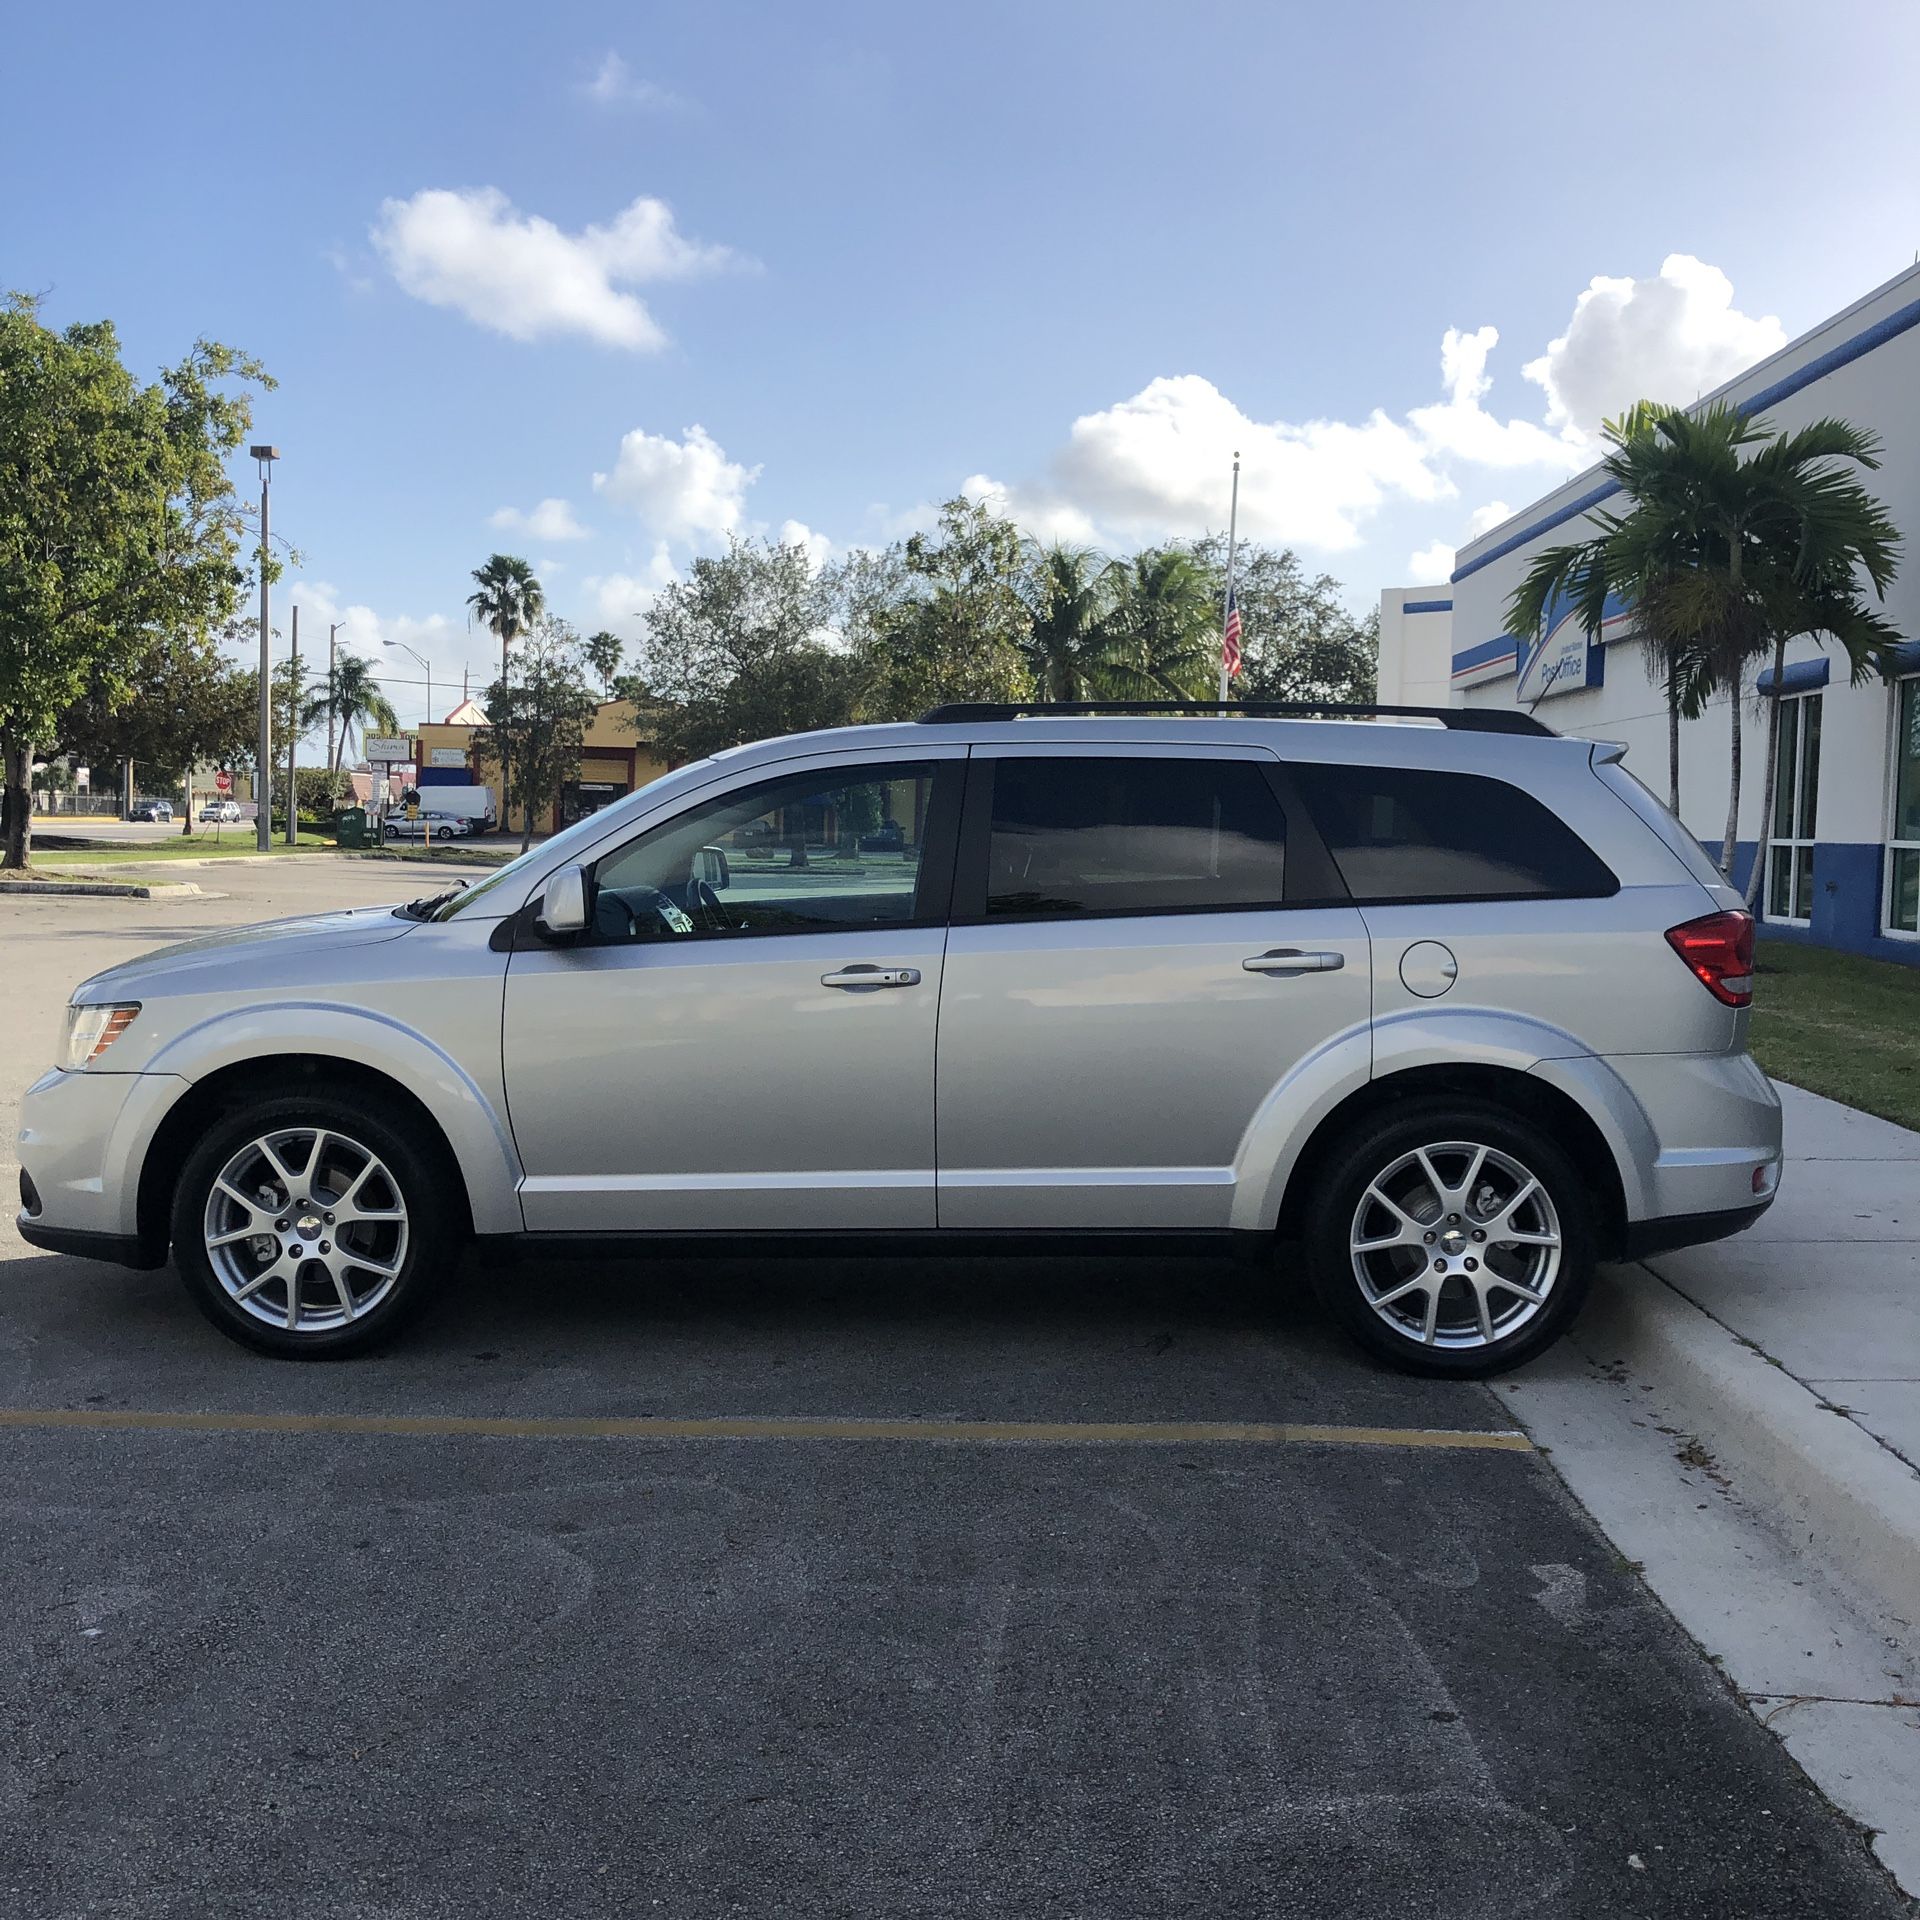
[1405, 500, 1512, 583]
[778, 519, 834, 575]
[1407, 327, 1583, 470]
[371, 187, 738, 351]
[271, 581, 476, 731]
[583, 545, 680, 641]
[580, 51, 681, 110]
[594, 423, 759, 541]
[489, 496, 590, 541]
[1523, 253, 1787, 437]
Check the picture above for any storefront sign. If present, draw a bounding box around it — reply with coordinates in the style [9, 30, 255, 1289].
[428, 747, 467, 769]
[364, 736, 411, 763]
[1515, 616, 1603, 702]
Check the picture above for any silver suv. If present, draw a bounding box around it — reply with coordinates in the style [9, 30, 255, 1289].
[16, 703, 1781, 1374]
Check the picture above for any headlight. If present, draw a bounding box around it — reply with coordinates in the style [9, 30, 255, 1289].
[61, 1002, 140, 1071]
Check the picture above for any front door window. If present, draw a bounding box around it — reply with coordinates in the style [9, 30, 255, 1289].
[1766, 693, 1821, 924]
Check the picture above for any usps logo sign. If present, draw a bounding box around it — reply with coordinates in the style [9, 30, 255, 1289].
[1515, 616, 1604, 703]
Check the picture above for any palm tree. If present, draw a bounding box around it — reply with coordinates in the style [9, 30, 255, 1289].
[323, 654, 400, 773]
[1509, 402, 1900, 889]
[1022, 544, 1120, 700]
[468, 555, 545, 826]
[1107, 549, 1219, 699]
[584, 629, 624, 696]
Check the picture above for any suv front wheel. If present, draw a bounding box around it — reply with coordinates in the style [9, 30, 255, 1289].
[170, 1091, 451, 1358]
[1307, 1098, 1594, 1377]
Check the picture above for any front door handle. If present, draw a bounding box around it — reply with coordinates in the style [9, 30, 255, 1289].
[1243, 948, 1346, 975]
[821, 965, 922, 990]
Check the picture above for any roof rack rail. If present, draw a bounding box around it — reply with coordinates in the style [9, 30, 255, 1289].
[916, 700, 1556, 738]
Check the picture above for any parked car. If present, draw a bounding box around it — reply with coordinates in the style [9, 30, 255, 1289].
[382, 810, 472, 843]
[17, 702, 1781, 1371]
[857, 819, 905, 853]
[198, 800, 241, 823]
[128, 800, 174, 823]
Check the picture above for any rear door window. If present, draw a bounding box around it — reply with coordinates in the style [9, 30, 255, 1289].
[978, 756, 1288, 919]
[1288, 762, 1617, 902]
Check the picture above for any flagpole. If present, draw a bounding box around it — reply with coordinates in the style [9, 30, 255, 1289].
[1218, 451, 1241, 702]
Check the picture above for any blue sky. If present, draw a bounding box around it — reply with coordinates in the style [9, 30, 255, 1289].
[8, 0, 1920, 725]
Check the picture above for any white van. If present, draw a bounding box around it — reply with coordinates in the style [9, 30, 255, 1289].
[417, 785, 497, 832]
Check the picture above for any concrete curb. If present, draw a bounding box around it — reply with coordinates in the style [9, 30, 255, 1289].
[1576, 1264, 1920, 1629]
[0, 879, 203, 899]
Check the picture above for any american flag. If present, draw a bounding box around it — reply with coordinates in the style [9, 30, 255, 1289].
[1221, 587, 1244, 679]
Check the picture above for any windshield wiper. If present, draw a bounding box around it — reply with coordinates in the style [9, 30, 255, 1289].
[394, 881, 469, 921]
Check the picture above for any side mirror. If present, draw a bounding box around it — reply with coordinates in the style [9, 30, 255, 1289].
[694, 844, 731, 891]
[534, 865, 590, 937]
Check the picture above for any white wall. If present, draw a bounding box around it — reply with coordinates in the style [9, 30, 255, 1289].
[1377, 587, 1455, 709]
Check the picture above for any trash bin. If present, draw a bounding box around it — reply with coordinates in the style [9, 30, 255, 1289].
[335, 806, 373, 849]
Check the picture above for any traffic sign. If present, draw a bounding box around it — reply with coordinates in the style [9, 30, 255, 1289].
[214, 770, 233, 793]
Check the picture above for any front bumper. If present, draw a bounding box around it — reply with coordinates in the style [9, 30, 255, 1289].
[15, 1065, 188, 1255]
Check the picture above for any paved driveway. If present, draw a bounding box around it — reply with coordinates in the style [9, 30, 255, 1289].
[0, 865, 1906, 1918]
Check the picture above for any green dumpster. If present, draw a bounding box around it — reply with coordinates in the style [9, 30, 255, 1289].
[335, 806, 374, 849]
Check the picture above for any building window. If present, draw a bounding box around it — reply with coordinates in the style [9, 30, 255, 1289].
[1765, 692, 1822, 924]
[1887, 677, 1920, 937]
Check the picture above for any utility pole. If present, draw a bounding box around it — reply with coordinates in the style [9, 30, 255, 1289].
[250, 445, 279, 851]
[326, 621, 343, 775]
[285, 604, 300, 847]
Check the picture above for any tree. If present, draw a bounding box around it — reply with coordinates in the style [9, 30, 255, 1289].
[293, 765, 352, 821]
[468, 554, 545, 821]
[843, 496, 1034, 719]
[584, 629, 624, 695]
[1105, 548, 1220, 698]
[468, 617, 599, 852]
[55, 637, 258, 833]
[0, 295, 270, 866]
[320, 653, 399, 772]
[1508, 402, 1900, 888]
[631, 536, 854, 762]
[1022, 543, 1121, 700]
[1173, 536, 1377, 703]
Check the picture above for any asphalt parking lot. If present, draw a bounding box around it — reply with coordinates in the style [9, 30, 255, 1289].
[0, 863, 1908, 1919]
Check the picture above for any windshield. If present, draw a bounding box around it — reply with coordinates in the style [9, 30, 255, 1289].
[430, 760, 712, 919]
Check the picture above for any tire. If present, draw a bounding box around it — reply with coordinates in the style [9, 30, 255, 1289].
[435, 826, 452, 841]
[170, 1089, 456, 1359]
[1305, 1097, 1594, 1378]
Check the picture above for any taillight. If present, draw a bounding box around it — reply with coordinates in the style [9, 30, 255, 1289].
[1665, 910, 1755, 1007]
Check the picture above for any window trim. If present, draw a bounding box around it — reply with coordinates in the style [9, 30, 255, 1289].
[1764, 690, 1821, 929]
[566, 756, 966, 949]
[1283, 760, 1621, 907]
[1883, 674, 1920, 941]
[948, 749, 1347, 927]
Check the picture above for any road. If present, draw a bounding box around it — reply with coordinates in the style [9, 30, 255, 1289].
[0, 861, 1907, 1919]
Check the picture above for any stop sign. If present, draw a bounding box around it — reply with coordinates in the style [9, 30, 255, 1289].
[214, 770, 233, 793]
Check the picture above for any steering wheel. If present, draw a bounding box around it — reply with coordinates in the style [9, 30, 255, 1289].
[690, 877, 733, 932]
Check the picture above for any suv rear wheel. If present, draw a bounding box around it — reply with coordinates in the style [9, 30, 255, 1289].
[1306, 1098, 1594, 1377]
[170, 1091, 452, 1358]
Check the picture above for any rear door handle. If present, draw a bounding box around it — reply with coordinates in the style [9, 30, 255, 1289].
[1243, 949, 1346, 975]
[821, 965, 922, 990]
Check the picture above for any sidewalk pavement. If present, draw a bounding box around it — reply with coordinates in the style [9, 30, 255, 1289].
[1647, 1082, 1920, 1475]
[1511, 1081, 1920, 1893]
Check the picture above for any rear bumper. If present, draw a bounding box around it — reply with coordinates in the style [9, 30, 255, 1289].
[1621, 1199, 1772, 1262]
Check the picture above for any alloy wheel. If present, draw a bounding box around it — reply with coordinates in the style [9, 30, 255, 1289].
[1348, 1139, 1562, 1350]
[202, 1127, 410, 1332]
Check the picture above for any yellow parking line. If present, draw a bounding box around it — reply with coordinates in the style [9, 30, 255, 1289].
[0, 1408, 1532, 1450]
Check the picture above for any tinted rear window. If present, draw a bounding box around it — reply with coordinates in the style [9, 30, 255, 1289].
[985, 756, 1287, 917]
[1289, 763, 1616, 902]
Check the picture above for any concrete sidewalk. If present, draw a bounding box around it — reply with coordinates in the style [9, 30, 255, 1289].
[1510, 1081, 1920, 1894]
[1649, 1083, 1920, 1469]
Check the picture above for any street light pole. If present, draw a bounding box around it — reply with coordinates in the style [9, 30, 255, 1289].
[285, 604, 300, 848]
[326, 620, 343, 775]
[250, 445, 279, 852]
